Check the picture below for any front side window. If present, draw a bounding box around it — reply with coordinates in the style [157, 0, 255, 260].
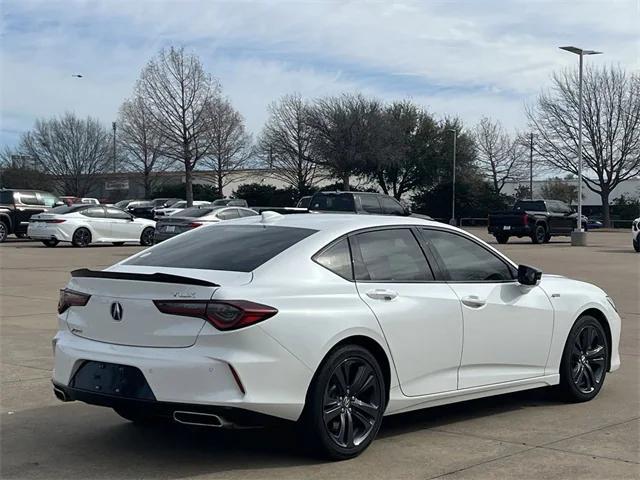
[37, 192, 61, 207]
[16, 192, 42, 206]
[81, 207, 106, 218]
[314, 238, 353, 280]
[354, 229, 433, 281]
[125, 225, 317, 272]
[422, 229, 514, 282]
[105, 207, 131, 219]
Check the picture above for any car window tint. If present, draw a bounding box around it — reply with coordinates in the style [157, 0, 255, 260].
[380, 196, 404, 215]
[17, 192, 42, 206]
[514, 201, 546, 212]
[217, 208, 240, 220]
[355, 229, 433, 281]
[125, 225, 317, 272]
[81, 207, 106, 218]
[310, 193, 355, 212]
[238, 209, 258, 217]
[0, 191, 13, 203]
[358, 195, 383, 214]
[105, 207, 131, 219]
[53, 205, 89, 215]
[37, 192, 60, 207]
[314, 238, 353, 280]
[422, 229, 513, 282]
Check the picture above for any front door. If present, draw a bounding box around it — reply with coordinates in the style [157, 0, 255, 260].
[352, 228, 463, 396]
[420, 228, 554, 389]
[105, 207, 138, 240]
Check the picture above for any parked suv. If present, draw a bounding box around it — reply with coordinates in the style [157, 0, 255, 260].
[308, 191, 411, 216]
[0, 189, 63, 242]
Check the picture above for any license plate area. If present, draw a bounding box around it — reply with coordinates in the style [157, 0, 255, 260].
[70, 361, 155, 400]
[503, 225, 511, 230]
[165, 226, 175, 232]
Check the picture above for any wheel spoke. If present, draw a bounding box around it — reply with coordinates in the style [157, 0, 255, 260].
[583, 363, 595, 390]
[344, 410, 354, 447]
[334, 364, 349, 395]
[352, 399, 378, 420]
[586, 327, 596, 350]
[351, 366, 373, 396]
[351, 408, 374, 429]
[323, 404, 342, 424]
[585, 345, 604, 359]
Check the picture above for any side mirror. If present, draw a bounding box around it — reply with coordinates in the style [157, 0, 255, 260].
[518, 264, 542, 286]
[54, 201, 65, 207]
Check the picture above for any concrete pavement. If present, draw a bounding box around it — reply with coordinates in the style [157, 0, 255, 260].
[1, 229, 638, 479]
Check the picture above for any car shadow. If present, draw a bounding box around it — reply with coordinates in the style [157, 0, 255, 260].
[1, 388, 562, 478]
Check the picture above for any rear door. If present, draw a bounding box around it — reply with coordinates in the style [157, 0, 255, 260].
[352, 227, 463, 396]
[80, 207, 111, 239]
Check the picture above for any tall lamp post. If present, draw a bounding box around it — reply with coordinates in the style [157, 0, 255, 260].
[559, 46, 602, 246]
[447, 128, 457, 226]
[112, 121, 117, 173]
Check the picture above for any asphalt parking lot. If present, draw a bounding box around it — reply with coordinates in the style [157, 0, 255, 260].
[1, 229, 638, 479]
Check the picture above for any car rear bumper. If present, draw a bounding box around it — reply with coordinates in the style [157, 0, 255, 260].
[153, 231, 181, 243]
[52, 327, 312, 421]
[27, 224, 71, 241]
[488, 225, 532, 236]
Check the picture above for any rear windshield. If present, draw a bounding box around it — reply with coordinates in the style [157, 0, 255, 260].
[125, 225, 317, 272]
[514, 201, 546, 212]
[310, 193, 355, 212]
[50, 205, 88, 214]
[175, 207, 219, 218]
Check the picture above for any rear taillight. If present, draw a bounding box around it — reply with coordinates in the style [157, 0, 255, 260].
[58, 289, 91, 314]
[522, 214, 528, 226]
[153, 300, 277, 331]
[188, 222, 203, 228]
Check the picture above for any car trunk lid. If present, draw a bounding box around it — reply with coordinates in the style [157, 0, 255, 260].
[63, 267, 252, 347]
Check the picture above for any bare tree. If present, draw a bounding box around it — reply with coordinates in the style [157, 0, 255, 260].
[117, 93, 169, 198]
[202, 98, 253, 197]
[257, 94, 320, 195]
[473, 117, 524, 194]
[307, 94, 384, 190]
[19, 112, 112, 196]
[528, 65, 640, 226]
[137, 46, 220, 206]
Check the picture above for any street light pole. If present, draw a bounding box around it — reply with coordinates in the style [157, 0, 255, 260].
[559, 46, 602, 246]
[448, 129, 457, 226]
[112, 121, 117, 173]
[529, 133, 534, 199]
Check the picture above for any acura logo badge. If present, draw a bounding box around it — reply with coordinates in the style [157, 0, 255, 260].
[110, 302, 123, 321]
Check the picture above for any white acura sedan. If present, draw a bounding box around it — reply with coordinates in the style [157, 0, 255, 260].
[52, 213, 620, 459]
[29, 205, 155, 247]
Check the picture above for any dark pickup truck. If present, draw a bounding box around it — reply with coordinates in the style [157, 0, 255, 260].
[488, 199, 586, 244]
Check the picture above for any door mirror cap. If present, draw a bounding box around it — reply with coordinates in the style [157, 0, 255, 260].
[518, 264, 542, 286]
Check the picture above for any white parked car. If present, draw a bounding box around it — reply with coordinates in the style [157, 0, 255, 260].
[28, 204, 155, 247]
[154, 200, 210, 217]
[52, 214, 620, 459]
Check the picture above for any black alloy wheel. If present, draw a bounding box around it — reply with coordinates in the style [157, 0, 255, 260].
[72, 228, 91, 247]
[531, 224, 546, 244]
[560, 315, 608, 402]
[140, 227, 155, 246]
[495, 234, 508, 244]
[303, 345, 385, 460]
[0, 222, 7, 243]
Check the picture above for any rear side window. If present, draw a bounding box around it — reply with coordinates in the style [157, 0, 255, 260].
[51, 205, 89, 215]
[313, 238, 353, 280]
[358, 195, 383, 214]
[125, 225, 317, 272]
[354, 229, 433, 281]
[422, 229, 514, 282]
[380, 196, 404, 215]
[0, 191, 13, 204]
[106, 207, 131, 219]
[310, 193, 355, 212]
[16, 192, 42, 206]
[217, 208, 240, 220]
[514, 201, 546, 212]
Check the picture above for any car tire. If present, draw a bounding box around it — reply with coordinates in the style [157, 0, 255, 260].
[71, 228, 92, 247]
[531, 224, 546, 244]
[42, 239, 59, 247]
[633, 238, 640, 252]
[112, 242, 125, 246]
[140, 227, 155, 246]
[113, 406, 164, 425]
[15, 232, 26, 239]
[301, 344, 386, 460]
[0, 221, 8, 243]
[544, 232, 551, 243]
[558, 315, 608, 403]
[495, 234, 508, 244]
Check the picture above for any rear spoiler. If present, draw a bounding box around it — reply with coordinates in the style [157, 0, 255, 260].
[70, 269, 219, 287]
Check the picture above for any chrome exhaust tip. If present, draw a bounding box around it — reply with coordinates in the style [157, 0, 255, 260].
[172, 411, 226, 427]
[53, 386, 69, 402]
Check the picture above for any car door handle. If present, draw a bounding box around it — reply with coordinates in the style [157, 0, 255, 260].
[461, 295, 486, 308]
[366, 289, 398, 301]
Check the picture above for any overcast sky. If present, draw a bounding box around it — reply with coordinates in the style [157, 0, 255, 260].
[1, 0, 638, 148]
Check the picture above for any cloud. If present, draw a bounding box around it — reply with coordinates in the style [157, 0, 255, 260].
[1, 0, 638, 147]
